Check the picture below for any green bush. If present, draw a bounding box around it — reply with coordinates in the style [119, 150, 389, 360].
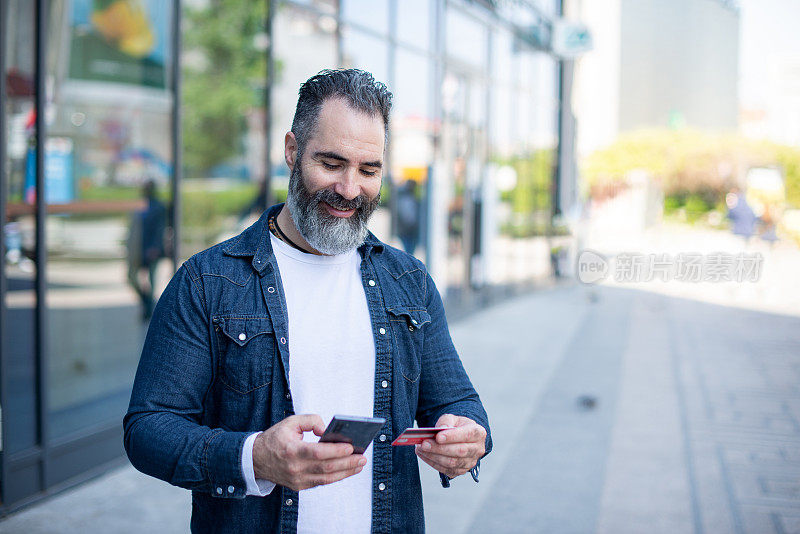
[684, 194, 709, 223]
[583, 130, 800, 209]
[664, 195, 683, 214]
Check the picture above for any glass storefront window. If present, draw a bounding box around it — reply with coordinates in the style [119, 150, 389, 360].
[397, 0, 431, 51]
[492, 28, 513, 86]
[341, 0, 389, 35]
[182, 0, 268, 258]
[341, 28, 389, 87]
[44, 0, 175, 439]
[446, 8, 487, 70]
[391, 50, 433, 259]
[270, 2, 338, 203]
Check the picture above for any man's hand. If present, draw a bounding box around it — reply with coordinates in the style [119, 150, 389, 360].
[415, 414, 487, 479]
[252, 414, 367, 492]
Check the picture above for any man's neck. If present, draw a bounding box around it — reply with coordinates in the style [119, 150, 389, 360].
[276, 205, 324, 255]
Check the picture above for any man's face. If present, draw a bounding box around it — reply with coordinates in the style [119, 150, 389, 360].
[285, 97, 385, 254]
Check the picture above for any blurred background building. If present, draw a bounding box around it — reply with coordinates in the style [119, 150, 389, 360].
[0, 0, 578, 512]
[570, 0, 740, 156]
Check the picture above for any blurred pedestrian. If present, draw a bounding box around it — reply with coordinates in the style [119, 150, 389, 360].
[759, 204, 779, 248]
[726, 187, 757, 245]
[396, 179, 421, 255]
[127, 180, 166, 321]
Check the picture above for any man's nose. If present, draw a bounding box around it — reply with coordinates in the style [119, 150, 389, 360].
[333, 168, 360, 200]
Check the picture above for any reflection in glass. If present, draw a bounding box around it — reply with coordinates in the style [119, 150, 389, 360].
[393, 50, 430, 121]
[397, 0, 430, 50]
[182, 0, 268, 257]
[492, 28, 513, 86]
[4, 0, 38, 455]
[341, 0, 389, 35]
[440, 70, 489, 296]
[392, 50, 433, 259]
[446, 8, 487, 70]
[486, 48, 559, 286]
[43, 0, 174, 439]
[342, 28, 389, 87]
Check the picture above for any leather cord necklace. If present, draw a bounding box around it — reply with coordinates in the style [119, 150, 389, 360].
[268, 212, 313, 254]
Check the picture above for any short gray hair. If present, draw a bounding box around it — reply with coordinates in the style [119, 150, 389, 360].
[291, 69, 393, 159]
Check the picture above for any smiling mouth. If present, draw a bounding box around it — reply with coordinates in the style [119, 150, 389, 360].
[323, 202, 357, 218]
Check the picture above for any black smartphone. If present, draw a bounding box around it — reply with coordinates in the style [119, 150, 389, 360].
[319, 415, 386, 454]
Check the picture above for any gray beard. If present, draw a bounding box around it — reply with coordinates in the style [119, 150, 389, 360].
[285, 161, 380, 255]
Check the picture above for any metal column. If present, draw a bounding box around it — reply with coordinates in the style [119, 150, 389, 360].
[170, 0, 182, 267]
[33, 0, 50, 489]
[0, 0, 9, 504]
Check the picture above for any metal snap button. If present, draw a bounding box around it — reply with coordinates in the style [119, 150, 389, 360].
[381, 380, 388, 388]
[368, 279, 376, 286]
[378, 483, 386, 491]
[227, 485, 235, 493]
[216, 487, 223, 494]
[379, 434, 387, 442]
[280, 337, 286, 344]
[238, 333, 246, 341]
[379, 328, 386, 335]
[267, 286, 275, 293]
[285, 498, 293, 506]
[408, 326, 414, 332]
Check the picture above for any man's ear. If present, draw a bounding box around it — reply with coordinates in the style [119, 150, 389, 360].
[285, 132, 298, 170]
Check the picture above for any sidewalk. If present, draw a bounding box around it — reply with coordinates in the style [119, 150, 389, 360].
[3, 279, 800, 533]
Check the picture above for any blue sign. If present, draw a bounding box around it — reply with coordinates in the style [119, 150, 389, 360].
[24, 138, 75, 204]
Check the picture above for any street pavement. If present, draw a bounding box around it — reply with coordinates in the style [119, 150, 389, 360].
[3, 268, 800, 532]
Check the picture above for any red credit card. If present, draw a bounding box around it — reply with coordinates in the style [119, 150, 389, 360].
[391, 427, 454, 446]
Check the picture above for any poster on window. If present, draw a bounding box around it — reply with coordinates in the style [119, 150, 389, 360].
[68, 0, 171, 89]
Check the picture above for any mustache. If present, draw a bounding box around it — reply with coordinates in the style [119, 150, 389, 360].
[313, 188, 373, 212]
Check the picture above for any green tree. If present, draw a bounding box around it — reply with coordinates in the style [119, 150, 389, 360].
[182, 0, 267, 175]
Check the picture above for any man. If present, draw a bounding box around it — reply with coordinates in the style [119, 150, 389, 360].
[124, 69, 491, 533]
[127, 179, 166, 321]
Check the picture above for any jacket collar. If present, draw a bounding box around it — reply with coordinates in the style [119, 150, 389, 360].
[222, 203, 384, 273]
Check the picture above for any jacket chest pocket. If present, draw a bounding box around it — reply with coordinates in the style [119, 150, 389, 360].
[214, 315, 276, 395]
[387, 306, 431, 383]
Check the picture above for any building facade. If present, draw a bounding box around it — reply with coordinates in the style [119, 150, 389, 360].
[0, 0, 572, 512]
[570, 0, 740, 156]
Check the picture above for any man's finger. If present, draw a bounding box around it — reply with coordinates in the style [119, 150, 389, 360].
[415, 448, 469, 477]
[436, 423, 485, 444]
[419, 439, 482, 459]
[298, 441, 355, 460]
[417, 448, 473, 471]
[309, 463, 365, 488]
[289, 414, 326, 434]
[311, 454, 367, 475]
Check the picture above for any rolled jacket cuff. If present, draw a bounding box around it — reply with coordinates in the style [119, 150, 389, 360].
[203, 429, 251, 499]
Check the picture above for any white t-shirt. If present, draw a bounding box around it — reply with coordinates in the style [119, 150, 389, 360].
[242, 233, 376, 534]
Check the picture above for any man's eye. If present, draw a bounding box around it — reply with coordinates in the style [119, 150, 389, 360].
[360, 169, 378, 177]
[322, 162, 340, 170]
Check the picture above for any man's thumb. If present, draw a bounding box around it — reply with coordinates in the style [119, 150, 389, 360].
[436, 413, 458, 428]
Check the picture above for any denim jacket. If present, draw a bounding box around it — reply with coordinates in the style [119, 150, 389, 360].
[123, 204, 492, 533]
